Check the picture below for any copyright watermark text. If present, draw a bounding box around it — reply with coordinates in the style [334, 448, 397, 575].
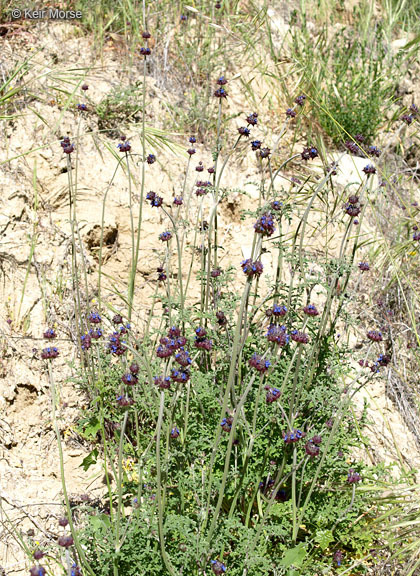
[11, 7, 82, 19]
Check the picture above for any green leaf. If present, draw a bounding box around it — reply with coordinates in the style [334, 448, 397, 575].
[81, 447, 98, 471]
[315, 529, 334, 551]
[279, 544, 307, 568]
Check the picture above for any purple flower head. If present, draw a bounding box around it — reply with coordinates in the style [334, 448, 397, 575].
[116, 394, 134, 407]
[355, 133, 365, 144]
[294, 94, 306, 106]
[89, 312, 102, 324]
[81, 84, 89, 91]
[216, 310, 227, 326]
[363, 164, 376, 175]
[347, 468, 361, 483]
[195, 187, 208, 197]
[259, 147, 271, 159]
[117, 141, 131, 153]
[108, 331, 126, 355]
[251, 140, 262, 150]
[220, 417, 233, 433]
[359, 261, 370, 271]
[150, 195, 163, 207]
[211, 267, 222, 278]
[156, 345, 174, 359]
[43, 328, 56, 339]
[154, 376, 171, 389]
[303, 304, 319, 316]
[249, 353, 271, 373]
[168, 326, 181, 338]
[238, 126, 251, 137]
[271, 200, 283, 211]
[273, 304, 287, 317]
[241, 258, 263, 277]
[283, 429, 305, 444]
[71, 564, 82, 576]
[157, 268, 167, 281]
[58, 535, 74, 548]
[63, 142, 75, 154]
[187, 148, 196, 156]
[401, 113, 414, 125]
[333, 550, 343, 566]
[216, 76, 228, 85]
[170, 369, 190, 383]
[368, 145, 381, 157]
[159, 231, 172, 242]
[312, 434, 322, 445]
[189, 136, 196, 143]
[33, 550, 44, 560]
[286, 108, 296, 118]
[195, 337, 213, 351]
[291, 330, 309, 344]
[214, 87, 228, 98]
[30, 566, 46, 576]
[265, 386, 281, 404]
[208, 166, 215, 174]
[301, 146, 318, 161]
[142, 30, 151, 39]
[367, 330, 383, 342]
[305, 441, 320, 457]
[41, 347, 59, 360]
[246, 112, 258, 125]
[140, 47, 151, 56]
[58, 516, 69, 527]
[211, 560, 227, 574]
[147, 153, 156, 164]
[170, 427, 180, 438]
[377, 354, 391, 366]
[175, 348, 192, 367]
[122, 372, 138, 386]
[266, 324, 289, 346]
[180, 14, 188, 21]
[413, 231, 420, 241]
[90, 328, 102, 340]
[196, 162, 204, 172]
[173, 196, 183, 205]
[146, 191, 156, 201]
[345, 140, 361, 155]
[410, 103, 419, 116]
[130, 363, 139, 374]
[254, 212, 276, 237]
[344, 201, 362, 217]
[77, 103, 87, 111]
[195, 326, 207, 338]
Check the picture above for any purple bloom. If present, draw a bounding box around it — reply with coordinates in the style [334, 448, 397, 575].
[130, 363, 139, 374]
[368, 145, 381, 157]
[170, 369, 190, 383]
[347, 468, 361, 483]
[220, 417, 233, 433]
[211, 559, 227, 574]
[189, 136, 196, 143]
[265, 386, 281, 404]
[249, 353, 270, 373]
[259, 147, 271, 159]
[266, 324, 289, 346]
[118, 141, 131, 153]
[286, 108, 296, 118]
[142, 30, 151, 39]
[333, 550, 343, 566]
[214, 87, 227, 98]
[283, 429, 305, 444]
[89, 312, 102, 324]
[43, 328, 56, 339]
[58, 535, 74, 548]
[122, 372, 138, 386]
[77, 103, 87, 111]
[271, 200, 283, 211]
[254, 212, 276, 236]
[303, 304, 319, 316]
[294, 94, 306, 106]
[363, 164, 376, 175]
[238, 126, 251, 137]
[216, 76, 228, 85]
[251, 140, 262, 150]
[241, 258, 263, 277]
[246, 112, 258, 125]
[29, 566, 46, 576]
[140, 47, 151, 56]
[291, 330, 309, 344]
[159, 231, 172, 242]
[216, 310, 227, 326]
[41, 347, 59, 359]
[367, 330, 383, 342]
[187, 148, 196, 156]
[175, 348, 192, 367]
[211, 267, 222, 278]
[154, 376, 171, 389]
[147, 153, 156, 164]
[401, 113, 414, 125]
[116, 394, 134, 407]
[173, 196, 183, 205]
[305, 440, 320, 457]
[81, 84, 89, 91]
[170, 427, 180, 438]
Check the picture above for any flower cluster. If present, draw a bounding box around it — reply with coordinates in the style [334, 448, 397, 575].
[266, 304, 287, 317]
[344, 195, 362, 218]
[305, 434, 322, 457]
[60, 137, 74, 155]
[146, 191, 163, 207]
[265, 386, 281, 404]
[283, 429, 305, 444]
[266, 324, 289, 346]
[367, 330, 383, 342]
[249, 353, 270, 373]
[291, 330, 309, 344]
[301, 146, 318, 161]
[254, 212, 276, 237]
[194, 326, 212, 351]
[41, 347, 59, 360]
[241, 258, 263, 277]
[214, 76, 228, 98]
[303, 304, 319, 316]
[347, 469, 361, 483]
